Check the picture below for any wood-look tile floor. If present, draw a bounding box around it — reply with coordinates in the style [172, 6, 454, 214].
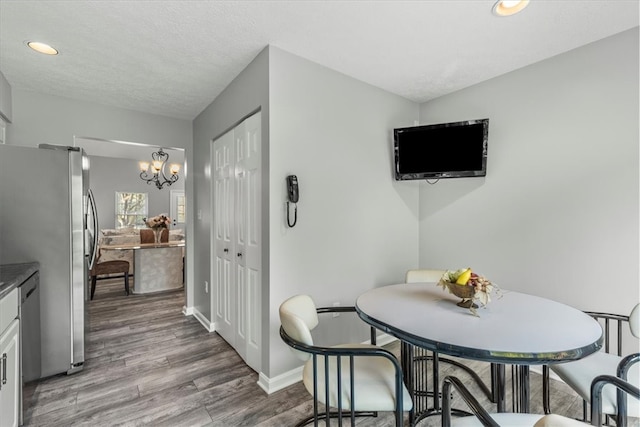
[22, 279, 637, 426]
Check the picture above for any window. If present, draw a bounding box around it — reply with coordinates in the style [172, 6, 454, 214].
[170, 190, 186, 225]
[176, 195, 186, 223]
[115, 192, 148, 229]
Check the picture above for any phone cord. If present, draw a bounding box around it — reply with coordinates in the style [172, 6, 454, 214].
[287, 202, 298, 227]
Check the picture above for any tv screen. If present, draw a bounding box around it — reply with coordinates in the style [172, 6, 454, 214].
[393, 118, 489, 180]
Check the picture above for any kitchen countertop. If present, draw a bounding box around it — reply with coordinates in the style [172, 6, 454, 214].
[100, 241, 185, 250]
[0, 262, 39, 299]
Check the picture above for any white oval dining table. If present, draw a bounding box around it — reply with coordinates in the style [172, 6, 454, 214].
[355, 283, 603, 422]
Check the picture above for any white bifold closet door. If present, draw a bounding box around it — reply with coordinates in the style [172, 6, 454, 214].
[212, 111, 261, 372]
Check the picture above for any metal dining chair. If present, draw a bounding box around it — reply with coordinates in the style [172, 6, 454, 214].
[442, 374, 639, 427]
[279, 294, 413, 426]
[543, 303, 639, 426]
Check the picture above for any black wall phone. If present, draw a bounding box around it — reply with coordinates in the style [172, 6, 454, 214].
[286, 175, 298, 227]
[286, 175, 299, 203]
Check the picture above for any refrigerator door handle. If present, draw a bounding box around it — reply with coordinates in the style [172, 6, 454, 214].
[87, 189, 99, 270]
[1, 352, 6, 386]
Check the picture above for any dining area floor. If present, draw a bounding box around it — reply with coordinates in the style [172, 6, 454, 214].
[21, 279, 632, 426]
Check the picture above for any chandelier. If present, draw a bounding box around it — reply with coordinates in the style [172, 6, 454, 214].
[139, 148, 180, 190]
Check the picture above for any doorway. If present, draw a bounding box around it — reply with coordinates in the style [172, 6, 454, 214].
[73, 136, 189, 307]
[170, 190, 186, 232]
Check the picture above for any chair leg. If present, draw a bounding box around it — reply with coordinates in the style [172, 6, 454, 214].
[91, 276, 97, 300]
[542, 365, 551, 414]
[124, 272, 130, 295]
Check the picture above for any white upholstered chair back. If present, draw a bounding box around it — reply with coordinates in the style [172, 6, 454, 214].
[405, 269, 446, 284]
[279, 294, 319, 361]
[630, 303, 639, 338]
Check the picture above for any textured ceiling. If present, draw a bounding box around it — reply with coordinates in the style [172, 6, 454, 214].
[0, 1, 638, 121]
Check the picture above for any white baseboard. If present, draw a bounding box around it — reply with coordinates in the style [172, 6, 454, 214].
[257, 366, 303, 394]
[189, 307, 215, 332]
[182, 305, 194, 316]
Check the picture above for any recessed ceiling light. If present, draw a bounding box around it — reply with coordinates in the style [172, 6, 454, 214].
[492, 0, 530, 17]
[27, 41, 59, 55]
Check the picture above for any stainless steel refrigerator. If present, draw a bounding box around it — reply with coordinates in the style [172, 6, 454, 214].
[0, 144, 98, 378]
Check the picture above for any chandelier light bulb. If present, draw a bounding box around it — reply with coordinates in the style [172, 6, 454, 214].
[169, 164, 180, 175]
[139, 161, 150, 172]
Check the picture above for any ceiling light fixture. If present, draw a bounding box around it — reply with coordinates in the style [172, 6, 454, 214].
[27, 41, 59, 55]
[492, 0, 530, 17]
[139, 148, 180, 190]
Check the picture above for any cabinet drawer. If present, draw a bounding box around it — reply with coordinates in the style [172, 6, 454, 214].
[0, 288, 18, 334]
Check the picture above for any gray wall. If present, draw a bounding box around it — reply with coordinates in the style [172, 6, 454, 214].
[5, 89, 195, 307]
[89, 155, 185, 230]
[193, 46, 419, 380]
[267, 47, 419, 378]
[417, 28, 639, 318]
[7, 89, 191, 149]
[192, 47, 270, 327]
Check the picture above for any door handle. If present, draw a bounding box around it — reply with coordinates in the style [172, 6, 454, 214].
[87, 189, 99, 270]
[237, 252, 243, 258]
[1, 353, 7, 386]
[223, 248, 229, 253]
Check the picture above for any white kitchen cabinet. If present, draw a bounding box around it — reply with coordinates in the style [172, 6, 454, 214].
[0, 317, 20, 427]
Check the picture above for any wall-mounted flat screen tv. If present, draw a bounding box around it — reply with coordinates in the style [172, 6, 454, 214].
[393, 118, 489, 180]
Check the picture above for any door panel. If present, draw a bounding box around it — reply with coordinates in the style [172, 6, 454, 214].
[236, 263, 247, 359]
[211, 111, 261, 373]
[0, 320, 20, 427]
[235, 112, 261, 371]
[247, 267, 260, 354]
[234, 119, 248, 360]
[213, 129, 235, 346]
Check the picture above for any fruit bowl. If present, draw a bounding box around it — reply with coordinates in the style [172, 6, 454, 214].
[438, 268, 498, 316]
[443, 282, 477, 308]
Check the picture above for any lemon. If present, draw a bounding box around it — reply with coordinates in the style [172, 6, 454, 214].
[456, 268, 472, 285]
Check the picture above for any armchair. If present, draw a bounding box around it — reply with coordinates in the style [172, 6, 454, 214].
[279, 294, 412, 426]
[543, 304, 639, 426]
